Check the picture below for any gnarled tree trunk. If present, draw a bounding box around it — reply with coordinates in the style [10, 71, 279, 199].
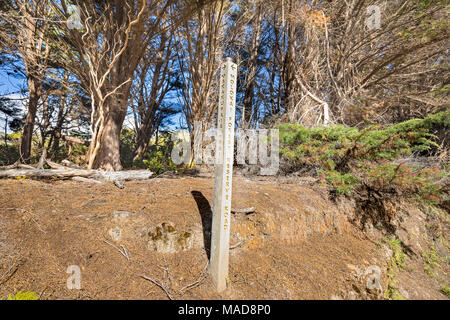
[20, 75, 41, 163]
[89, 101, 127, 171]
[242, 2, 263, 129]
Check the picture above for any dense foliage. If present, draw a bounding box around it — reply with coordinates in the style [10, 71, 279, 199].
[279, 111, 449, 205]
[0, 0, 448, 169]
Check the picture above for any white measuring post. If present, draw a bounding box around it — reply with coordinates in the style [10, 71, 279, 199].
[210, 58, 237, 292]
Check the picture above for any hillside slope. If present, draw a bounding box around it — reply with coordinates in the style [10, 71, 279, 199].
[0, 176, 448, 299]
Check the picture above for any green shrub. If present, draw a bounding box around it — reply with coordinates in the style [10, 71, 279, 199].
[280, 110, 448, 168]
[383, 237, 407, 300]
[279, 111, 449, 203]
[422, 243, 441, 277]
[120, 129, 178, 174]
[363, 162, 447, 205]
[441, 284, 450, 298]
[0, 144, 19, 166]
[318, 169, 359, 195]
[119, 127, 137, 168]
[385, 237, 406, 270]
[140, 149, 177, 174]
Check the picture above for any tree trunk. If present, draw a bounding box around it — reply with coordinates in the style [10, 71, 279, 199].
[4, 118, 7, 146]
[89, 106, 126, 171]
[40, 97, 49, 147]
[133, 103, 159, 161]
[242, 3, 262, 129]
[50, 95, 67, 156]
[134, 121, 153, 162]
[20, 76, 40, 163]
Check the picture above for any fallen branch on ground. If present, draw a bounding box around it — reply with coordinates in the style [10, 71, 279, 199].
[139, 274, 174, 300]
[61, 160, 84, 169]
[0, 168, 153, 181]
[102, 240, 130, 261]
[230, 240, 244, 250]
[71, 177, 103, 184]
[0, 261, 18, 284]
[0, 256, 26, 285]
[113, 180, 124, 189]
[0, 161, 35, 170]
[139, 261, 209, 299]
[231, 207, 256, 214]
[179, 262, 209, 295]
[0, 168, 97, 179]
[45, 160, 69, 170]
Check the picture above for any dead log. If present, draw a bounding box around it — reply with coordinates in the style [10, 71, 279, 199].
[61, 160, 84, 169]
[53, 132, 90, 146]
[93, 170, 154, 181]
[45, 160, 69, 170]
[0, 161, 20, 170]
[0, 162, 35, 170]
[72, 177, 103, 184]
[0, 168, 97, 179]
[0, 168, 153, 181]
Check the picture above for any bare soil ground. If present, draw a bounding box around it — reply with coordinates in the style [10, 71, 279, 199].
[0, 175, 448, 300]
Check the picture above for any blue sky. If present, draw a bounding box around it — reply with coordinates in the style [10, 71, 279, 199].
[0, 70, 25, 96]
[0, 66, 185, 133]
[0, 69, 27, 134]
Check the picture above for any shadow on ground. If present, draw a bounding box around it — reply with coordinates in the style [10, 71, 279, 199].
[191, 190, 212, 259]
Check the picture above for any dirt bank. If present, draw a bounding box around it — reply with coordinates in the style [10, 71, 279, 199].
[0, 176, 448, 299]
